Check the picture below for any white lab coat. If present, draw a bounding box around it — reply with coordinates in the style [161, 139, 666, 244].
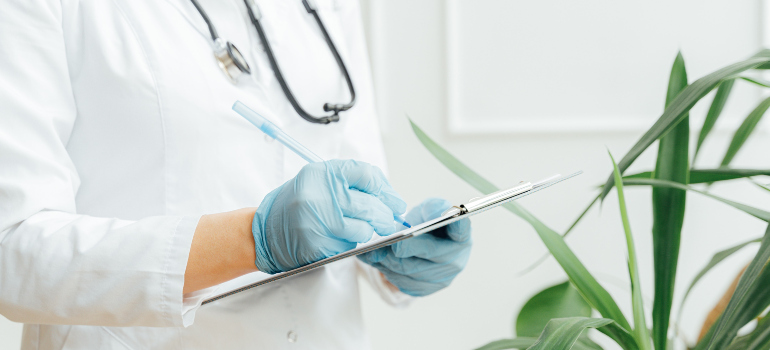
[0, 0, 410, 348]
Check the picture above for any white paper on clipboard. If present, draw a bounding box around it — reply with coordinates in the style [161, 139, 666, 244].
[202, 171, 582, 305]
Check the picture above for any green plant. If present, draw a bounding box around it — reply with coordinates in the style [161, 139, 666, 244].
[409, 50, 770, 350]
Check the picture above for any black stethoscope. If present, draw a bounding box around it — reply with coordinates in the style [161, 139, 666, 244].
[190, 0, 355, 124]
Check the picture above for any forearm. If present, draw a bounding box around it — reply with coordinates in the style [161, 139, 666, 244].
[184, 208, 259, 294]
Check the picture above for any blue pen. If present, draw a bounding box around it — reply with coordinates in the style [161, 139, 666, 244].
[233, 101, 412, 229]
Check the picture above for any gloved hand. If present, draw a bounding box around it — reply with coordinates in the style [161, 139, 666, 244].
[252, 159, 406, 274]
[358, 198, 472, 296]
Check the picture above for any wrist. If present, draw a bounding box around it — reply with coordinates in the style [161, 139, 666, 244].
[183, 207, 260, 294]
[236, 207, 260, 274]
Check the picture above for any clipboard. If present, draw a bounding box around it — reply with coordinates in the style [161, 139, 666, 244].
[202, 171, 582, 305]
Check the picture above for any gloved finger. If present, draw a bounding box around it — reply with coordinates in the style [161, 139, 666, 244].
[378, 255, 449, 280]
[446, 218, 472, 242]
[336, 217, 376, 243]
[341, 190, 399, 236]
[378, 255, 460, 283]
[357, 248, 389, 265]
[319, 240, 358, 260]
[392, 234, 472, 263]
[405, 198, 450, 225]
[284, 238, 356, 271]
[378, 252, 469, 283]
[377, 268, 449, 297]
[331, 159, 407, 215]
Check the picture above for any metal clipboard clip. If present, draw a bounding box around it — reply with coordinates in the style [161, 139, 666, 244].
[441, 174, 566, 218]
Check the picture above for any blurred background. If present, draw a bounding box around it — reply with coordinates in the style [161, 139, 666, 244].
[2, 0, 769, 349]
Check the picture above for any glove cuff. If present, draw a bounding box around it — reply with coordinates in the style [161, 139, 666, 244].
[252, 210, 281, 274]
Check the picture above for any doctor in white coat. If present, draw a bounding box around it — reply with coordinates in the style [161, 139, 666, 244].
[0, 0, 473, 349]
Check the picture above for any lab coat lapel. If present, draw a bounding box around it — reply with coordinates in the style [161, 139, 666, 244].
[160, 0, 210, 41]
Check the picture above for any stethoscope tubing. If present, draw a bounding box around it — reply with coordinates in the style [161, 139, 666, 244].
[191, 0, 356, 124]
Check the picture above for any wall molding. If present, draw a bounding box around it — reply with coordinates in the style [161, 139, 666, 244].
[443, 0, 770, 135]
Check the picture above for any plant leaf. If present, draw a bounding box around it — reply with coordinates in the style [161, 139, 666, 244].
[691, 237, 770, 349]
[754, 180, 770, 192]
[721, 96, 770, 167]
[742, 315, 770, 349]
[527, 318, 611, 350]
[574, 337, 605, 350]
[725, 334, 753, 350]
[734, 264, 770, 336]
[409, 119, 635, 343]
[702, 224, 770, 350]
[623, 169, 770, 184]
[695, 74, 770, 164]
[476, 338, 538, 350]
[651, 52, 689, 350]
[563, 194, 602, 239]
[516, 281, 593, 338]
[501, 199, 639, 349]
[696, 256, 770, 350]
[694, 78, 734, 163]
[610, 151, 651, 350]
[621, 178, 770, 222]
[474, 335, 604, 350]
[686, 169, 769, 183]
[697, 238, 770, 350]
[408, 119, 497, 194]
[600, 50, 770, 200]
[676, 237, 761, 327]
[526, 318, 634, 350]
[516, 195, 601, 276]
[739, 75, 770, 88]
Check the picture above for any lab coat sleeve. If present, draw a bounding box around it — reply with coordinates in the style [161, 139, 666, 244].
[356, 260, 414, 308]
[0, 0, 198, 327]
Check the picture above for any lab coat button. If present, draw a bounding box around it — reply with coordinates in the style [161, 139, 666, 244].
[287, 331, 297, 343]
[264, 134, 274, 143]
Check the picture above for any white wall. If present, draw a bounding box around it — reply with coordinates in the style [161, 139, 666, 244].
[2, 1, 769, 349]
[359, 1, 770, 349]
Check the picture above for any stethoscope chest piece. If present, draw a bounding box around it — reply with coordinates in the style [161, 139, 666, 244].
[213, 38, 251, 83]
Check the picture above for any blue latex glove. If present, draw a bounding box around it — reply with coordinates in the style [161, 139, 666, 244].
[252, 160, 407, 274]
[358, 198, 472, 296]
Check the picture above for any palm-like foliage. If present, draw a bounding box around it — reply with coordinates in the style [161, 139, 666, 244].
[410, 50, 770, 350]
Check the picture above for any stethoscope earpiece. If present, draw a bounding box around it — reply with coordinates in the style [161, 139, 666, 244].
[213, 39, 251, 83]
